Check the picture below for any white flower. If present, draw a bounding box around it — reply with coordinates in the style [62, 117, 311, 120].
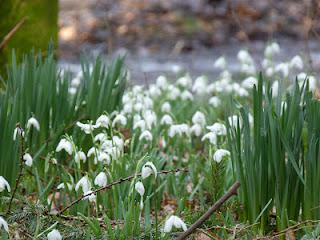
[47, 229, 62, 240]
[75, 151, 86, 164]
[201, 132, 217, 145]
[76, 121, 97, 134]
[56, 139, 73, 155]
[133, 119, 146, 131]
[160, 115, 173, 126]
[139, 130, 153, 142]
[94, 172, 108, 187]
[13, 127, 24, 141]
[163, 215, 187, 233]
[83, 190, 96, 202]
[241, 76, 257, 89]
[27, 117, 40, 131]
[192, 76, 207, 95]
[206, 123, 227, 136]
[209, 97, 221, 107]
[23, 153, 33, 167]
[135, 181, 145, 196]
[275, 63, 289, 78]
[180, 90, 193, 101]
[57, 182, 73, 191]
[190, 124, 202, 137]
[96, 114, 110, 128]
[192, 111, 206, 126]
[97, 152, 111, 165]
[161, 102, 171, 113]
[112, 114, 127, 127]
[149, 84, 162, 97]
[168, 86, 181, 100]
[237, 50, 253, 64]
[141, 162, 157, 179]
[156, 75, 168, 90]
[214, 56, 227, 69]
[135, 181, 145, 209]
[0, 176, 10, 192]
[177, 75, 192, 88]
[272, 80, 279, 97]
[213, 149, 230, 163]
[143, 110, 157, 129]
[94, 133, 107, 142]
[168, 124, 189, 138]
[290, 55, 303, 70]
[75, 176, 91, 193]
[264, 42, 280, 57]
[0, 217, 9, 233]
[87, 147, 96, 158]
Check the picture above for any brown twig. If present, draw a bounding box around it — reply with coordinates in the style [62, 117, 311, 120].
[58, 168, 189, 215]
[177, 181, 240, 240]
[0, 17, 28, 51]
[7, 125, 25, 215]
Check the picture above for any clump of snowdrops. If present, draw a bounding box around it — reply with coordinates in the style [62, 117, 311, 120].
[0, 42, 318, 239]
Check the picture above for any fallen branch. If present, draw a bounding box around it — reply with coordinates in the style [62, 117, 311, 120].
[177, 181, 240, 240]
[0, 17, 28, 51]
[58, 168, 189, 215]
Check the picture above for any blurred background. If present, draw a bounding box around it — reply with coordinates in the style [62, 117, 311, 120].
[1, 0, 320, 82]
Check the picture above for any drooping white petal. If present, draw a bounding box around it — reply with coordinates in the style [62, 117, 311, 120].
[139, 130, 153, 142]
[75, 176, 91, 193]
[135, 181, 145, 197]
[0, 176, 10, 192]
[47, 229, 62, 240]
[27, 117, 40, 131]
[94, 172, 108, 187]
[56, 139, 73, 155]
[213, 149, 231, 163]
[163, 215, 187, 233]
[23, 153, 33, 167]
[96, 114, 110, 128]
[206, 123, 227, 136]
[75, 151, 86, 164]
[141, 162, 157, 179]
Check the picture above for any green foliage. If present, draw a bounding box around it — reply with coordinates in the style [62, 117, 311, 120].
[0, 48, 127, 183]
[227, 75, 320, 233]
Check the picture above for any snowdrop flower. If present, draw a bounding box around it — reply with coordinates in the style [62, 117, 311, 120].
[264, 42, 280, 58]
[237, 50, 253, 64]
[97, 152, 111, 165]
[180, 90, 194, 101]
[13, 127, 24, 141]
[56, 138, 73, 155]
[297, 73, 317, 91]
[190, 124, 202, 137]
[241, 76, 257, 89]
[192, 111, 206, 126]
[57, 182, 73, 191]
[156, 75, 168, 90]
[201, 132, 217, 145]
[168, 86, 181, 100]
[143, 110, 157, 129]
[266, 67, 274, 77]
[207, 123, 226, 136]
[161, 102, 171, 113]
[149, 84, 162, 97]
[112, 114, 127, 127]
[75, 151, 86, 164]
[228, 115, 241, 128]
[192, 76, 207, 95]
[235, 87, 249, 97]
[141, 162, 157, 179]
[0, 217, 9, 233]
[83, 190, 96, 202]
[160, 114, 173, 126]
[75, 176, 91, 193]
[87, 147, 96, 158]
[163, 215, 187, 233]
[177, 75, 192, 88]
[290, 55, 303, 70]
[23, 153, 33, 167]
[94, 133, 107, 142]
[0, 176, 10, 192]
[209, 97, 221, 107]
[76, 121, 97, 134]
[94, 172, 108, 187]
[272, 80, 279, 97]
[96, 114, 110, 128]
[168, 124, 189, 138]
[135, 181, 145, 209]
[213, 149, 231, 163]
[134, 102, 144, 112]
[47, 229, 62, 240]
[133, 119, 146, 131]
[27, 117, 40, 131]
[139, 130, 153, 142]
[214, 56, 227, 69]
[275, 63, 289, 78]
